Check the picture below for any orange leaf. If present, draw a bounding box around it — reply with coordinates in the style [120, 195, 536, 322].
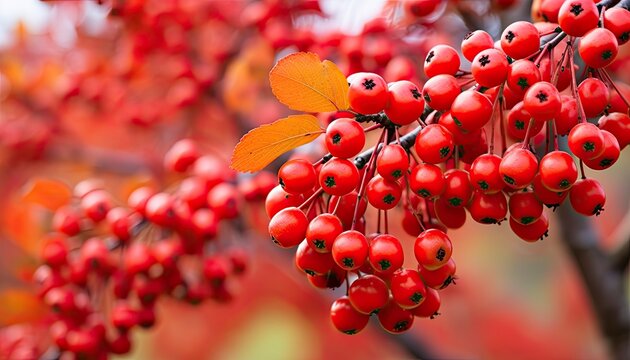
[231, 115, 322, 172]
[21, 178, 72, 211]
[269, 52, 349, 113]
[0, 289, 47, 326]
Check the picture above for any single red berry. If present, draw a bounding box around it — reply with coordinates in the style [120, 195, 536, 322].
[579, 28, 619, 69]
[410, 287, 441, 318]
[555, 95, 579, 136]
[598, 112, 630, 150]
[164, 138, 199, 172]
[509, 213, 549, 242]
[306, 213, 343, 253]
[268, 207, 308, 248]
[319, 158, 360, 196]
[348, 72, 389, 114]
[52, 206, 82, 236]
[325, 118, 366, 159]
[499, 148, 538, 189]
[570, 178, 606, 216]
[506, 102, 544, 141]
[330, 296, 370, 335]
[368, 234, 404, 275]
[450, 90, 494, 132]
[414, 229, 453, 270]
[461, 30, 494, 62]
[539, 150, 578, 192]
[422, 74, 460, 111]
[471, 48, 509, 88]
[265, 185, 304, 219]
[81, 189, 112, 223]
[501, 21, 540, 59]
[295, 240, 335, 276]
[434, 197, 467, 229]
[348, 275, 389, 315]
[377, 299, 415, 334]
[415, 124, 454, 164]
[523, 81, 561, 121]
[145, 192, 176, 227]
[539, 0, 564, 22]
[604, 7, 630, 45]
[467, 190, 508, 224]
[470, 154, 505, 193]
[568, 122, 605, 160]
[584, 130, 621, 170]
[532, 173, 569, 208]
[376, 144, 409, 182]
[509, 190, 544, 225]
[332, 230, 369, 270]
[558, 0, 598, 37]
[41, 235, 68, 269]
[278, 159, 317, 195]
[578, 78, 610, 118]
[384, 80, 425, 126]
[390, 269, 427, 309]
[409, 163, 445, 199]
[442, 169, 473, 208]
[424, 44, 460, 77]
[507, 60, 541, 97]
[418, 258, 456, 290]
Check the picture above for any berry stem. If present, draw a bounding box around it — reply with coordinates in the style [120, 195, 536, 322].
[567, 40, 588, 123]
[384, 210, 389, 234]
[377, 209, 382, 234]
[521, 118, 535, 149]
[298, 187, 324, 211]
[600, 68, 630, 111]
[579, 159, 587, 180]
[363, 123, 384, 133]
[488, 84, 504, 155]
[498, 93, 507, 155]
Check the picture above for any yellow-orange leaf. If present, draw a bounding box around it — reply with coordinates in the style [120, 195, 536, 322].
[21, 178, 72, 211]
[231, 115, 322, 172]
[269, 52, 349, 113]
[0, 289, 47, 326]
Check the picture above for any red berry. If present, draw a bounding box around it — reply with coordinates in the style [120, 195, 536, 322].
[558, 0, 598, 37]
[418, 258, 456, 289]
[409, 163, 445, 199]
[376, 144, 409, 182]
[450, 90, 494, 132]
[579, 28, 619, 69]
[415, 124, 454, 164]
[268, 207, 308, 248]
[422, 74, 460, 111]
[366, 175, 402, 210]
[414, 229, 453, 270]
[539, 150, 578, 192]
[332, 230, 368, 270]
[467, 190, 508, 224]
[499, 148, 538, 189]
[523, 81, 561, 121]
[461, 30, 494, 62]
[410, 287, 441, 318]
[348, 73, 389, 114]
[578, 78, 610, 118]
[471, 49, 509, 88]
[278, 159, 316, 194]
[368, 234, 404, 275]
[604, 7, 630, 45]
[424, 45, 460, 77]
[164, 138, 199, 172]
[265, 185, 304, 219]
[509, 191, 544, 225]
[295, 240, 335, 276]
[306, 213, 343, 253]
[470, 154, 505, 193]
[501, 21, 540, 60]
[325, 118, 366, 159]
[348, 275, 389, 314]
[442, 169, 473, 208]
[569, 178, 606, 216]
[384, 80, 425, 126]
[583, 130, 621, 170]
[568, 122, 605, 160]
[390, 269, 427, 309]
[377, 299, 415, 334]
[598, 112, 630, 150]
[509, 213, 549, 242]
[319, 158, 360, 196]
[330, 296, 370, 335]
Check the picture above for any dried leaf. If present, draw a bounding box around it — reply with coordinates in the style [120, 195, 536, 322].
[269, 52, 349, 113]
[21, 178, 72, 211]
[0, 290, 47, 326]
[231, 114, 322, 172]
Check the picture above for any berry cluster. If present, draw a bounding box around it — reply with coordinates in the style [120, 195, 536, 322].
[34, 139, 273, 358]
[262, 0, 629, 335]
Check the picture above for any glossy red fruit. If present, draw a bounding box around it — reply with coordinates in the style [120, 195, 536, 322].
[319, 158, 359, 196]
[376, 144, 409, 182]
[306, 213, 343, 253]
[578, 78, 610, 118]
[568, 122, 605, 160]
[164, 139, 199, 172]
[331, 296, 370, 335]
[264, 185, 304, 219]
[471, 49, 509, 88]
[539, 0, 564, 22]
[332, 230, 368, 270]
[570, 178, 606, 216]
[424, 44, 460, 77]
[127, 186, 155, 216]
[177, 177, 210, 210]
[470, 154, 504, 193]
[555, 96, 578, 136]
[418, 258, 456, 289]
[532, 173, 569, 208]
[442, 169, 473, 208]
[390, 269, 427, 309]
[268, 207, 308, 248]
[328, 191, 368, 227]
[348, 275, 389, 315]
[461, 30, 495, 62]
[307, 266, 346, 289]
[506, 102, 543, 141]
[295, 240, 335, 276]
[41, 235, 68, 269]
[584, 130, 621, 170]
[415, 124, 454, 164]
[509, 191, 543, 225]
[434, 197, 467, 229]
[278, 159, 316, 195]
[384, 80, 425, 126]
[539, 150, 578, 192]
[145, 192, 176, 227]
[467, 191, 508, 224]
[422, 74, 460, 111]
[558, 0, 598, 37]
[507, 60, 541, 97]
[501, 21, 540, 59]
[523, 81, 561, 121]
[52, 206, 82, 236]
[499, 148, 538, 189]
[410, 287, 441, 318]
[579, 28, 619, 69]
[81, 190, 112, 223]
[368, 234, 404, 275]
[414, 229, 452, 270]
[604, 7, 630, 45]
[450, 90, 494, 132]
[366, 175, 402, 210]
[208, 183, 240, 220]
[598, 112, 630, 150]
[348, 72, 389, 114]
[404, 0, 443, 17]
[509, 213, 549, 242]
[377, 300, 415, 334]
[325, 118, 366, 159]
[409, 163, 445, 199]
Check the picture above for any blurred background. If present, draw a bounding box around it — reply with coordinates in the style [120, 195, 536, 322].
[0, 0, 629, 359]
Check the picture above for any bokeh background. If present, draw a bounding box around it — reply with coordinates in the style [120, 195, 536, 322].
[0, 0, 629, 359]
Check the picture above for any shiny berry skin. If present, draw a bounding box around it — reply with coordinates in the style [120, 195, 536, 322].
[415, 124, 454, 164]
[507, 102, 543, 141]
[438, 111, 480, 145]
[461, 30, 494, 62]
[348, 72, 389, 114]
[414, 229, 452, 270]
[377, 300, 415, 334]
[376, 144, 409, 182]
[278, 159, 316, 195]
[325, 118, 366, 159]
[348, 275, 389, 314]
[332, 230, 368, 270]
[539, 0, 563, 22]
[295, 240, 335, 276]
[570, 178, 606, 216]
[41, 235, 68, 269]
[578, 78, 609, 118]
[450, 90, 494, 132]
[164, 138, 199, 172]
[330, 296, 370, 335]
[410, 287, 441, 318]
[509, 191, 543, 225]
[523, 81, 561, 121]
[539, 150, 578, 192]
[470, 154, 505, 193]
[208, 183, 240, 220]
[532, 173, 569, 208]
[368, 234, 404, 275]
[584, 130, 621, 170]
[558, 0, 598, 37]
[555, 96, 579, 136]
[568, 123, 605, 160]
[442, 169, 473, 208]
[507, 60, 541, 97]
[424, 44, 460, 77]
[422, 74, 460, 111]
[306, 213, 343, 253]
[52, 206, 82, 236]
[268, 207, 308, 248]
[501, 21, 540, 59]
[499, 148, 538, 189]
[434, 197, 467, 229]
[467, 190, 508, 224]
[319, 158, 360, 196]
[471, 48, 509, 88]
[145, 192, 176, 227]
[390, 269, 427, 309]
[384, 80, 425, 126]
[578, 28, 619, 69]
[177, 177, 210, 210]
[598, 112, 630, 150]
[418, 258, 456, 290]
[409, 163, 445, 199]
[509, 213, 549, 242]
[308, 266, 346, 289]
[366, 175, 402, 210]
[81, 189, 112, 223]
[604, 7, 630, 45]
[265, 185, 304, 218]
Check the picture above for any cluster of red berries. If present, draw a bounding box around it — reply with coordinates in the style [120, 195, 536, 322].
[264, 0, 629, 335]
[34, 139, 273, 358]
